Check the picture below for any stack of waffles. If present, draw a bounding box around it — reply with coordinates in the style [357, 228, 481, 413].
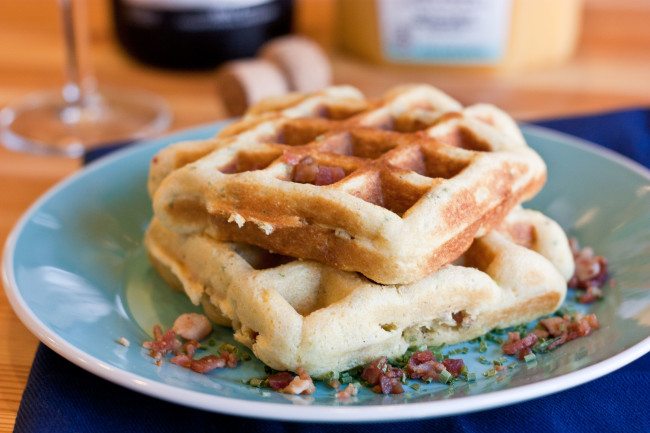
[145, 85, 574, 377]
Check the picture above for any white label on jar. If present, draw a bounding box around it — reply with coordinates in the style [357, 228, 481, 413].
[377, 0, 512, 64]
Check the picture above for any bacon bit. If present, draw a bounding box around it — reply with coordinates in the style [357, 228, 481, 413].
[532, 329, 550, 339]
[315, 165, 345, 186]
[494, 365, 507, 371]
[283, 151, 302, 165]
[183, 340, 201, 357]
[406, 350, 444, 381]
[180, 350, 239, 373]
[518, 347, 533, 360]
[538, 317, 566, 336]
[144, 322, 239, 374]
[442, 358, 466, 377]
[293, 156, 319, 183]
[507, 331, 520, 342]
[578, 285, 603, 304]
[536, 313, 600, 352]
[584, 313, 600, 329]
[361, 357, 404, 394]
[220, 349, 240, 369]
[452, 311, 465, 326]
[541, 314, 599, 338]
[142, 325, 182, 359]
[335, 383, 359, 400]
[287, 154, 346, 186]
[501, 332, 539, 356]
[190, 355, 227, 373]
[378, 374, 404, 395]
[170, 353, 193, 368]
[568, 238, 608, 302]
[152, 156, 158, 164]
[328, 378, 342, 389]
[172, 313, 213, 341]
[280, 367, 316, 395]
[118, 337, 130, 347]
[268, 372, 295, 391]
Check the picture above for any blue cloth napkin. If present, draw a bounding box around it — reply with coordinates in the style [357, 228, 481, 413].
[14, 108, 650, 432]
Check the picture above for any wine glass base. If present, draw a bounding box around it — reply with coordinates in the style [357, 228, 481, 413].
[0, 86, 172, 157]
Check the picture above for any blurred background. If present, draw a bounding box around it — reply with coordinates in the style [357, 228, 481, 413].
[0, 0, 649, 430]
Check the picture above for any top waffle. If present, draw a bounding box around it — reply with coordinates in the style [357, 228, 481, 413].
[151, 84, 547, 284]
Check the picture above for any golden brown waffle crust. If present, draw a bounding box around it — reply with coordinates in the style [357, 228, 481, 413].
[150, 85, 546, 284]
[144, 207, 572, 378]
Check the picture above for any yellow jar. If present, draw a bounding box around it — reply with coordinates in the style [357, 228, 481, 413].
[336, 0, 583, 72]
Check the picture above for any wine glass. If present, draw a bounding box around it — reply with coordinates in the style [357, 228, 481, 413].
[0, 0, 171, 158]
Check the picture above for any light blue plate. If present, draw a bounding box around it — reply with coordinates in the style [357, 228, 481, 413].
[3, 123, 650, 422]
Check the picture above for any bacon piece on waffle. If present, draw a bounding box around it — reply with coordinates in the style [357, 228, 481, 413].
[151, 84, 546, 284]
[144, 207, 572, 378]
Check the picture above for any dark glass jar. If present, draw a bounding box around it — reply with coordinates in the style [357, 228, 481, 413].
[111, 0, 293, 70]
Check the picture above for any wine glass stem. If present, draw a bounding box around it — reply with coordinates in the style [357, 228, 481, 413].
[59, 0, 97, 107]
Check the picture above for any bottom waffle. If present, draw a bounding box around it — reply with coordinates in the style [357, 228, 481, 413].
[144, 208, 573, 378]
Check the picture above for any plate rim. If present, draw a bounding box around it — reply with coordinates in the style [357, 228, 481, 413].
[3, 122, 650, 422]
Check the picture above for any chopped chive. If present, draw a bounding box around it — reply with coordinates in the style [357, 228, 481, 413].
[428, 343, 446, 351]
[479, 341, 488, 353]
[246, 377, 267, 388]
[512, 324, 528, 335]
[323, 371, 339, 384]
[483, 369, 497, 377]
[492, 328, 506, 335]
[507, 362, 518, 369]
[533, 336, 562, 353]
[207, 339, 216, 346]
[554, 305, 576, 317]
[461, 347, 469, 354]
[467, 373, 476, 382]
[410, 383, 421, 390]
[438, 369, 453, 384]
[340, 375, 355, 384]
[493, 359, 503, 366]
[524, 353, 537, 363]
[424, 377, 434, 384]
[460, 365, 469, 376]
[219, 343, 244, 357]
[479, 356, 490, 364]
[486, 333, 504, 344]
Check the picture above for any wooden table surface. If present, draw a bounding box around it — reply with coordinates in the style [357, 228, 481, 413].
[1, 0, 649, 430]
